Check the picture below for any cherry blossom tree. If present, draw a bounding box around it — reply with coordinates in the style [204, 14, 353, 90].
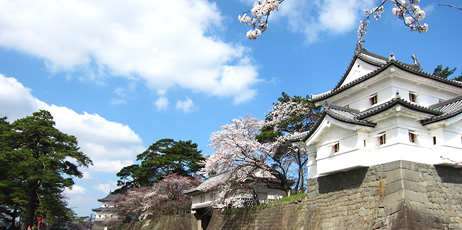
[200, 115, 293, 207]
[200, 94, 322, 205]
[239, 0, 428, 40]
[110, 174, 201, 223]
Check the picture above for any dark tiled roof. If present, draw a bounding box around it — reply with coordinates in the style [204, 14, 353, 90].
[97, 193, 117, 202]
[421, 95, 462, 125]
[357, 97, 443, 120]
[329, 44, 409, 95]
[184, 173, 228, 195]
[313, 61, 462, 103]
[288, 113, 326, 142]
[325, 104, 375, 127]
[92, 207, 103, 212]
[312, 46, 462, 103]
[289, 104, 377, 143]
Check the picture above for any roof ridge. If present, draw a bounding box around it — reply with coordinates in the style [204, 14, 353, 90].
[325, 108, 376, 127]
[357, 97, 443, 119]
[429, 95, 462, 109]
[312, 61, 462, 103]
[326, 104, 360, 113]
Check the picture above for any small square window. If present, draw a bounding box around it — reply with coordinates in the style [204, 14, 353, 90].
[211, 192, 215, 201]
[370, 94, 378, 105]
[409, 92, 417, 102]
[333, 142, 339, 152]
[378, 133, 386, 145]
[409, 131, 417, 143]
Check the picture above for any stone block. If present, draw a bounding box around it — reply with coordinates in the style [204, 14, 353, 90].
[400, 160, 415, 170]
[404, 190, 428, 203]
[383, 160, 403, 172]
[384, 199, 405, 216]
[401, 169, 422, 182]
[403, 180, 426, 193]
[385, 180, 403, 195]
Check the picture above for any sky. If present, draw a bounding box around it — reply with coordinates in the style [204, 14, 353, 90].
[0, 0, 461, 217]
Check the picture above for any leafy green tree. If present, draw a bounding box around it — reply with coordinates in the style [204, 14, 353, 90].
[116, 138, 204, 192]
[433, 65, 457, 78]
[0, 110, 92, 229]
[0, 117, 25, 229]
[258, 92, 321, 194]
[453, 74, 462, 81]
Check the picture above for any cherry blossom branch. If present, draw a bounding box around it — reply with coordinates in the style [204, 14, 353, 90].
[440, 156, 462, 165]
[439, 3, 462, 11]
[240, 0, 428, 40]
[358, 0, 428, 44]
[238, 0, 284, 39]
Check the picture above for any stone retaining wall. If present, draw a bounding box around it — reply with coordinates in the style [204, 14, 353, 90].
[115, 160, 462, 229]
[114, 214, 196, 230]
[207, 160, 462, 229]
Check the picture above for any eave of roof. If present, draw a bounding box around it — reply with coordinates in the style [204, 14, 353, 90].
[92, 207, 102, 212]
[421, 95, 462, 125]
[312, 61, 462, 103]
[324, 104, 376, 127]
[97, 193, 117, 202]
[288, 113, 326, 142]
[290, 105, 377, 143]
[292, 97, 452, 143]
[184, 173, 228, 195]
[328, 45, 395, 96]
[357, 97, 443, 120]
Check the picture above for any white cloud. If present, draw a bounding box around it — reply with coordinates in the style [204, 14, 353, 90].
[0, 75, 46, 121]
[64, 185, 87, 196]
[176, 97, 195, 113]
[0, 74, 144, 173]
[277, 0, 375, 43]
[81, 171, 93, 180]
[94, 181, 118, 194]
[110, 81, 137, 105]
[0, 0, 260, 103]
[155, 96, 169, 110]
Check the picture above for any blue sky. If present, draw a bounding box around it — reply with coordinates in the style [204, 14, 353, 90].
[0, 0, 460, 217]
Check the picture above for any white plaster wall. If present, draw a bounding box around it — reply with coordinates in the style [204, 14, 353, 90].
[324, 67, 462, 111]
[340, 59, 379, 86]
[309, 117, 462, 179]
[391, 77, 461, 106]
[443, 119, 462, 147]
[333, 78, 390, 111]
[191, 191, 212, 208]
[191, 187, 285, 208]
[315, 126, 357, 161]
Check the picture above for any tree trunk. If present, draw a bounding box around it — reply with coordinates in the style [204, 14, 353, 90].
[9, 207, 18, 230]
[22, 186, 39, 230]
[294, 172, 300, 194]
[299, 166, 305, 193]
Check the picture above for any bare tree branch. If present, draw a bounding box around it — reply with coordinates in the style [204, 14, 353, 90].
[439, 3, 462, 11]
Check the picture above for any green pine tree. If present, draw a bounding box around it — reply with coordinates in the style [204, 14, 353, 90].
[0, 110, 92, 229]
[116, 138, 204, 192]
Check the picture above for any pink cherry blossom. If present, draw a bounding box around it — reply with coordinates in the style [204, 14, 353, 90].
[240, 0, 428, 40]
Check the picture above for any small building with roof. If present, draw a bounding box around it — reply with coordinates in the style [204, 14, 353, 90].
[91, 193, 118, 230]
[184, 171, 285, 230]
[291, 43, 462, 179]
